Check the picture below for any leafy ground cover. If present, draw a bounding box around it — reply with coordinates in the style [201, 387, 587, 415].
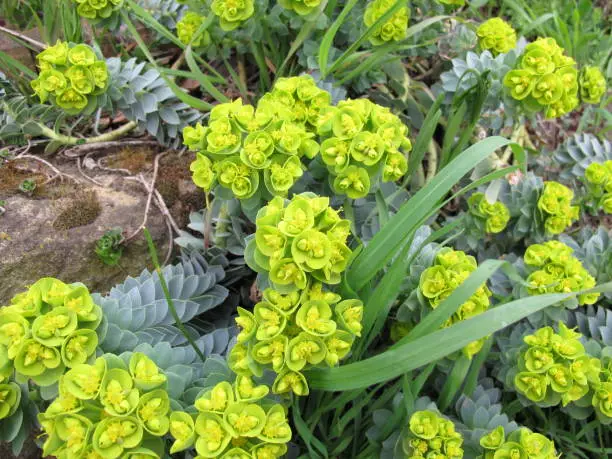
[0, 0, 610, 458]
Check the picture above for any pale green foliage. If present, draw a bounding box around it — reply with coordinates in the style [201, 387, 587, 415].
[95, 252, 229, 353]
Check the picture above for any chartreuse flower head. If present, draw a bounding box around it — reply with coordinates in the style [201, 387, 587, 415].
[249, 193, 353, 290]
[418, 248, 491, 357]
[467, 192, 511, 234]
[401, 410, 464, 458]
[536, 181, 579, 234]
[1, 277, 101, 387]
[211, 0, 255, 31]
[363, 0, 409, 46]
[176, 379, 291, 457]
[319, 98, 411, 198]
[176, 12, 211, 48]
[31, 41, 108, 115]
[480, 426, 558, 458]
[511, 323, 607, 415]
[584, 160, 612, 214]
[0, 382, 21, 420]
[579, 66, 607, 104]
[503, 37, 581, 118]
[232, 285, 361, 396]
[477, 18, 517, 55]
[39, 353, 171, 459]
[186, 76, 330, 201]
[524, 240, 599, 305]
[71, 0, 123, 22]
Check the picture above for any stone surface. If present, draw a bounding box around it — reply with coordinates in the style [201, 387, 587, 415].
[0, 150, 201, 303]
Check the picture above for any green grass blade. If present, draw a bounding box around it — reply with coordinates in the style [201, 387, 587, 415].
[185, 46, 229, 103]
[407, 94, 444, 182]
[306, 282, 612, 390]
[126, 0, 184, 48]
[277, 2, 327, 77]
[437, 355, 471, 411]
[327, 14, 449, 77]
[318, 0, 359, 77]
[120, 11, 212, 111]
[462, 336, 493, 396]
[0, 51, 37, 79]
[292, 398, 328, 458]
[348, 136, 511, 291]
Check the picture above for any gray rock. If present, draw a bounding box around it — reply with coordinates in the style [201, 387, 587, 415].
[0, 160, 175, 303]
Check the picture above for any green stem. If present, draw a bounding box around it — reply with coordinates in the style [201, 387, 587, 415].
[37, 120, 138, 146]
[143, 228, 208, 363]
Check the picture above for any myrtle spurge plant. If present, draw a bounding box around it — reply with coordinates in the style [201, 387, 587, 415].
[523, 241, 599, 306]
[401, 410, 465, 458]
[476, 18, 517, 56]
[0, 277, 102, 387]
[579, 66, 607, 105]
[169, 379, 291, 457]
[536, 181, 579, 235]
[247, 193, 353, 289]
[211, 0, 255, 31]
[479, 426, 559, 458]
[503, 37, 580, 118]
[30, 41, 109, 115]
[418, 248, 492, 357]
[467, 192, 511, 234]
[584, 160, 612, 214]
[231, 283, 363, 396]
[317, 98, 411, 199]
[186, 75, 330, 201]
[176, 12, 211, 47]
[505, 323, 612, 423]
[239, 193, 362, 395]
[38, 352, 171, 458]
[363, 0, 409, 46]
[72, 0, 123, 22]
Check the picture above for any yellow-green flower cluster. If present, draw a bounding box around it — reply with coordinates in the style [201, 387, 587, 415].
[363, 0, 409, 46]
[479, 426, 558, 459]
[240, 194, 362, 395]
[477, 18, 517, 55]
[250, 193, 352, 289]
[231, 283, 363, 397]
[503, 37, 580, 118]
[467, 192, 511, 234]
[38, 353, 171, 459]
[401, 410, 464, 458]
[584, 160, 612, 214]
[579, 66, 607, 105]
[0, 277, 102, 387]
[0, 382, 21, 421]
[176, 12, 211, 47]
[513, 324, 604, 412]
[317, 98, 411, 199]
[186, 75, 331, 200]
[31, 41, 109, 115]
[211, 0, 254, 31]
[72, 0, 123, 22]
[419, 248, 492, 358]
[524, 240, 599, 305]
[169, 379, 291, 458]
[279, 0, 324, 16]
[536, 181, 579, 234]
